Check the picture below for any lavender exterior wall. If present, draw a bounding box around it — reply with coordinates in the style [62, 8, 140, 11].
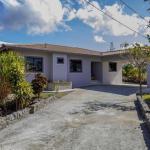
[102, 61, 123, 85]
[14, 49, 52, 82]
[52, 53, 68, 81]
[67, 54, 102, 87]
[13, 49, 124, 88]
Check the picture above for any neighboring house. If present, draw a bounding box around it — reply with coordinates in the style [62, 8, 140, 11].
[0, 44, 128, 87]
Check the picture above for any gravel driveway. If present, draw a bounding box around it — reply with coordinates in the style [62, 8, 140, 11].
[0, 85, 149, 150]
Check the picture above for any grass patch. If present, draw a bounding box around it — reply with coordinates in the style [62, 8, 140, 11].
[40, 92, 54, 99]
[143, 94, 150, 102]
[52, 81, 71, 86]
[56, 92, 69, 98]
[40, 91, 70, 99]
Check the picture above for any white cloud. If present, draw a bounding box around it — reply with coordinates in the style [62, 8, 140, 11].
[0, 0, 69, 34]
[64, 7, 77, 21]
[68, 10, 77, 21]
[77, 0, 87, 6]
[0, 41, 12, 45]
[0, 0, 20, 7]
[94, 35, 105, 43]
[103, 4, 146, 36]
[0, 0, 149, 38]
[76, 1, 104, 31]
[73, 1, 149, 37]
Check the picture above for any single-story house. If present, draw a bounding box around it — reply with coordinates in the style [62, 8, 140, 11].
[0, 44, 131, 88]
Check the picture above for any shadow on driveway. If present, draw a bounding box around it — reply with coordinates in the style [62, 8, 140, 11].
[84, 101, 135, 112]
[140, 123, 150, 150]
[82, 85, 142, 96]
[135, 101, 150, 150]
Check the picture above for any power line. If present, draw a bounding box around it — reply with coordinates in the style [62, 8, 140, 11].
[83, 0, 147, 39]
[119, 0, 149, 24]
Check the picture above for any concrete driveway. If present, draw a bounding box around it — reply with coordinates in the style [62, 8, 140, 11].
[0, 85, 149, 150]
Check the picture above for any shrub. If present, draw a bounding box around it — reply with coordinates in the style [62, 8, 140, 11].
[32, 74, 48, 99]
[15, 80, 33, 109]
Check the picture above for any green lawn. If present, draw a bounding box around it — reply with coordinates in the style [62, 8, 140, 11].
[40, 92, 70, 99]
[40, 92, 54, 99]
[143, 94, 150, 102]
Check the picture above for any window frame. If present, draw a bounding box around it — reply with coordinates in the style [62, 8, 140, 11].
[57, 57, 64, 64]
[109, 62, 117, 72]
[25, 56, 43, 73]
[70, 59, 82, 73]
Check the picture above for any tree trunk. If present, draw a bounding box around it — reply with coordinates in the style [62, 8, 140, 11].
[138, 67, 143, 97]
[16, 99, 19, 111]
[139, 81, 142, 97]
[3, 99, 7, 116]
[38, 93, 40, 100]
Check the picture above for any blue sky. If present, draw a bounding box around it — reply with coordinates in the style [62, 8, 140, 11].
[0, 0, 149, 51]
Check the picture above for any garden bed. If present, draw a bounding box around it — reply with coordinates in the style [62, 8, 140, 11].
[0, 92, 69, 116]
[143, 94, 150, 107]
[0, 91, 70, 130]
[0, 92, 51, 117]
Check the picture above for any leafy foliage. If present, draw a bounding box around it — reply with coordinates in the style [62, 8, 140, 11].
[15, 80, 33, 109]
[0, 80, 11, 114]
[0, 51, 25, 90]
[0, 51, 33, 111]
[0, 80, 11, 102]
[128, 44, 150, 68]
[148, 35, 150, 43]
[123, 64, 146, 83]
[32, 74, 48, 99]
[144, 0, 150, 41]
[127, 43, 150, 96]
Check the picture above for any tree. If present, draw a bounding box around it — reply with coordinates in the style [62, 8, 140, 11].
[144, 0, 150, 42]
[0, 80, 11, 115]
[0, 51, 25, 88]
[127, 43, 150, 96]
[122, 64, 147, 83]
[123, 64, 138, 82]
[0, 51, 33, 110]
[32, 74, 48, 99]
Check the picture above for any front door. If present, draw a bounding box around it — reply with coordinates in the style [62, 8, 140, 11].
[91, 62, 96, 80]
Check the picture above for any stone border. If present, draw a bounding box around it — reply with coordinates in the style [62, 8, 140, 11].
[137, 96, 150, 131]
[0, 95, 56, 130]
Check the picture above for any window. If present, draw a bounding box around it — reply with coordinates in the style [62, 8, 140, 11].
[57, 57, 64, 64]
[109, 62, 117, 72]
[25, 56, 43, 72]
[70, 59, 82, 72]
